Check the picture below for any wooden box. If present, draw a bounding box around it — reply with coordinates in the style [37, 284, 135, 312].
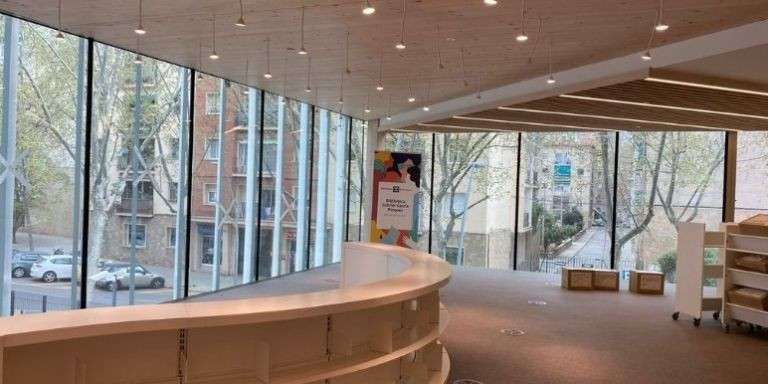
[593, 269, 620, 291]
[727, 287, 768, 311]
[561, 268, 594, 290]
[735, 254, 768, 273]
[629, 270, 665, 295]
[738, 214, 768, 237]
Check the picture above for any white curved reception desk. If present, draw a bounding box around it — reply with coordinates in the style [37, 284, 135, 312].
[0, 243, 452, 384]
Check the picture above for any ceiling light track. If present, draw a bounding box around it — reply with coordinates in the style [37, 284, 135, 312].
[453, 115, 618, 132]
[560, 94, 768, 121]
[497, 107, 740, 132]
[644, 77, 768, 98]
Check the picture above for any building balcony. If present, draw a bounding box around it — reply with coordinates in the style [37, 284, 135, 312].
[116, 199, 154, 216]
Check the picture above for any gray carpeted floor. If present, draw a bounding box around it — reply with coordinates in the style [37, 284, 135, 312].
[190, 265, 768, 384]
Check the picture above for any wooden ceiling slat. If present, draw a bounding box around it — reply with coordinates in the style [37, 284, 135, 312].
[572, 80, 768, 118]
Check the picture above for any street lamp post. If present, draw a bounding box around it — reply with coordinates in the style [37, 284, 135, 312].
[457, 162, 485, 266]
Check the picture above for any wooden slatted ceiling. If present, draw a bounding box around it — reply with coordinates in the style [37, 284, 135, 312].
[1, 0, 768, 120]
[409, 77, 768, 133]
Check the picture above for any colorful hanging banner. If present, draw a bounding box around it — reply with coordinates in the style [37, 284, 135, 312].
[371, 151, 422, 249]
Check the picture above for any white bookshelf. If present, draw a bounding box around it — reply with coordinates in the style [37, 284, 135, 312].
[673, 222, 725, 326]
[721, 224, 768, 333]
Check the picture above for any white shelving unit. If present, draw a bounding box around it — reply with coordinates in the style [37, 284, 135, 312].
[721, 223, 768, 333]
[674, 222, 725, 326]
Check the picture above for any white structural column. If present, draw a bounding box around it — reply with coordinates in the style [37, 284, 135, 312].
[212, 80, 228, 290]
[294, 103, 311, 272]
[361, 120, 380, 242]
[243, 88, 259, 284]
[332, 116, 349, 263]
[173, 68, 190, 299]
[0, 19, 20, 316]
[271, 97, 286, 277]
[313, 110, 330, 267]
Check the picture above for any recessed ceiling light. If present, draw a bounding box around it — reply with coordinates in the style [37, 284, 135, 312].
[484, 0, 498, 5]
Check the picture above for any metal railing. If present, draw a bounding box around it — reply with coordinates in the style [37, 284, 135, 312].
[10, 291, 71, 316]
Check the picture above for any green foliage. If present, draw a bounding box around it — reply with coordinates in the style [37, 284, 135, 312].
[656, 248, 720, 284]
[562, 207, 584, 232]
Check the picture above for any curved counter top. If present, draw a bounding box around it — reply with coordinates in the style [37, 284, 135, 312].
[0, 242, 452, 384]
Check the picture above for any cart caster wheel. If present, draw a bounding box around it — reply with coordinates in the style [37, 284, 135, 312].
[723, 324, 731, 334]
[672, 312, 680, 321]
[693, 318, 701, 327]
[713, 311, 720, 320]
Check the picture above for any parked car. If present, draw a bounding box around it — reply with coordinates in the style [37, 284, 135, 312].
[30, 255, 75, 282]
[91, 263, 165, 291]
[11, 250, 48, 278]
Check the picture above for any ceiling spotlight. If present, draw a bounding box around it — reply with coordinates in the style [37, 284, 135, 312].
[264, 37, 273, 79]
[641, 51, 652, 61]
[264, 72, 273, 79]
[376, 85, 384, 91]
[298, 7, 307, 55]
[305, 87, 312, 93]
[363, 0, 376, 15]
[338, 99, 344, 105]
[396, 0, 407, 50]
[484, 0, 498, 5]
[134, 0, 146, 35]
[235, 0, 246, 26]
[365, 107, 371, 113]
[408, 96, 416, 103]
[422, 106, 431, 112]
[547, 75, 556, 84]
[209, 52, 219, 60]
[655, 0, 669, 32]
[134, 54, 143, 65]
[376, 54, 384, 91]
[210, 13, 219, 59]
[516, 0, 527, 42]
[55, 0, 65, 40]
[386, 115, 392, 120]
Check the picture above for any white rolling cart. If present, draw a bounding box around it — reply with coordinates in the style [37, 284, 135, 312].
[673, 222, 725, 327]
[721, 223, 768, 334]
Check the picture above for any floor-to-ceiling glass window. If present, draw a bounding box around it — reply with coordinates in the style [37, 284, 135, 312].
[430, 133, 518, 268]
[346, 119, 366, 241]
[735, 131, 768, 221]
[614, 131, 725, 281]
[87, 43, 186, 306]
[4, 19, 86, 313]
[517, 132, 614, 273]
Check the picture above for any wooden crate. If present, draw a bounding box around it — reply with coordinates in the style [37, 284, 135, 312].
[594, 269, 619, 291]
[629, 270, 665, 295]
[561, 268, 594, 290]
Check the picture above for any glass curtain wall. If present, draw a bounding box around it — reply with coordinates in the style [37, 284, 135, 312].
[0, 13, 364, 316]
[346, 119, 367, 241]
[88, 43, 187, 306]
[735, 131, 768, 221]
[518, 132, 614, 273]
[615, 132, 725, 280]
[4, 21, 86, 313]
